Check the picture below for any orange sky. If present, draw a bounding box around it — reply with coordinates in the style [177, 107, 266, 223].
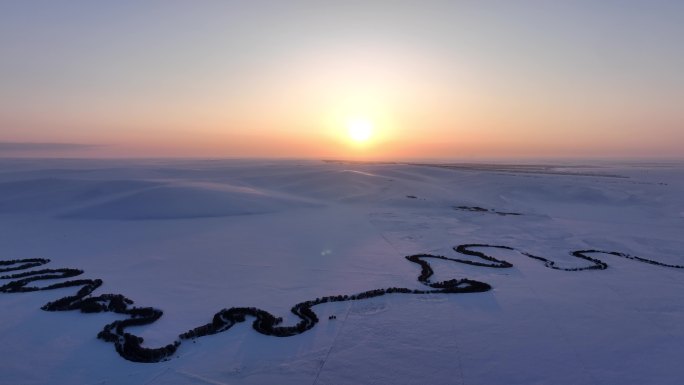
[1, 2, 682, 159]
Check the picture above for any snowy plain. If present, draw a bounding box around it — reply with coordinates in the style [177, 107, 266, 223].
[0, 158, 683, 385]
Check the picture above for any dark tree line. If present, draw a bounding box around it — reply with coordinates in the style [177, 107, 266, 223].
[1, 243, 682, 363]
[453, 206, 522, 216]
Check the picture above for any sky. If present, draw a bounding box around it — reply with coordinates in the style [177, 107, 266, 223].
[0, 1, 682, 160]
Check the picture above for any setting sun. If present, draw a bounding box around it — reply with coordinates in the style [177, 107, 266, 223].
[347, 118, 374, 143]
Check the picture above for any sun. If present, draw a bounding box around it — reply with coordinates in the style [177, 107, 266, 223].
[347, 118, 374, 142]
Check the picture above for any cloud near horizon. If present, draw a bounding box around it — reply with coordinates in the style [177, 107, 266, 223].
[0, 142, 103, 154]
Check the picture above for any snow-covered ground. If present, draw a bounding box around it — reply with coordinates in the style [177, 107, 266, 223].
[1, 158, 683, 385]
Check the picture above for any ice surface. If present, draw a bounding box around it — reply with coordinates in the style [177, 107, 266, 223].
[0, 158, 683, 384]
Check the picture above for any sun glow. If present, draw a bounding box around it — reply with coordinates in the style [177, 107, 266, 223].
[347, 118, 374, 142]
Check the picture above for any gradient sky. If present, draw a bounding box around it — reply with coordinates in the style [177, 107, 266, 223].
[1, 1, 682, 159]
